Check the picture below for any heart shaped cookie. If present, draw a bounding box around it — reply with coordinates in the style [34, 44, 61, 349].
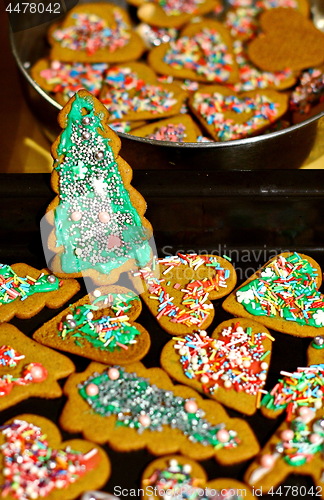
[148, 20, 239, 84]
[33, 286, 151, 365]
[141, 455, 255, 499]
[223, 252, 324, 337]
[0, 414, 110, 500]
[31, 58, 108, 106]
[0, 323, 74, 411]
[48, 3, 145, 63]
[189, 85, 288, 141]
[60, 361, 259, 464]
[135, 0, 219, 29]
[161, 318, 273, 415]
[247, 8, 324, 72]
[245, 407, 324, 496]
[99, 62, 187, 122]
[130, 253, 237, 335]
[0, 263, 80, 323]
[260, 337, 324, 420]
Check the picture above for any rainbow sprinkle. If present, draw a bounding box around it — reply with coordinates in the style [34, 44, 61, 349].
[174, 324, 270, 396]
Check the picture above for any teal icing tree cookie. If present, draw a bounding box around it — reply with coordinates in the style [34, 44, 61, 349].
[44, 89, 152, 284]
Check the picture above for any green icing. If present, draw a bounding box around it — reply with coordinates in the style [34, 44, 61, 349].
[79, 367, 239, 449]
[236, 253, 324, 328]
[53, 93, 151, 274]
[0, 264, 60, 305]
[59, 292, 141, 351]
[279, 417, 324, 467]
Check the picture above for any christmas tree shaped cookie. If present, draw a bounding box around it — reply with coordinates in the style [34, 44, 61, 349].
[141, 455, 255, 499]
[223, 252, 324, 337]
[260, 336, 324, 420]
[245, 407, 324, 496]
[33, 286, 151, 365]
[0, 263, 80, 323]
[45, 89, 152, 284]
[161, 318, 273, 415]
[130, 253, 237, 335]
[0, 414, 110, 500]
[60, 361, 259, 464]
[0, 323, 75, 411]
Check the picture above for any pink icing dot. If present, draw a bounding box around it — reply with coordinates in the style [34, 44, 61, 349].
[51, 60, 61, 70]
[98, 212, 110, 223]
[71, 211, 82, 221]
[280, 429, 294, 442]
[216, 429, 230, 443]
[108, 367, 120, 380]
[107, 234, 122, 249]
[309, 433, 322, 445]
[85, 383, 99, 396]
[259, 454, 276, 469]
[24, 363, 48, 383]
[184, 400, 198, 414]
[138, 414, 151, 427]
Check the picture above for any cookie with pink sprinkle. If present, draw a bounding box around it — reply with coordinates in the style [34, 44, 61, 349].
[48, 3, 145, 63]
[161, 318, 273, 415]
[131, 114, 200, 142]
[189, 85, 288, 141]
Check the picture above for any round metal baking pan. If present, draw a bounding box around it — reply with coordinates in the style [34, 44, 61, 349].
[9, 0, 324, 170]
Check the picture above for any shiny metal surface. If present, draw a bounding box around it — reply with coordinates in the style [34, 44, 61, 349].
[9, 1, 324, 170]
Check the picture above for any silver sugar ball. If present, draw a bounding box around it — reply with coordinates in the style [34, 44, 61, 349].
[82, 131, 91, 140]
[313, 335, 324, 347]
[275, 443, 284, 454]
[66, 319, 77, 329]
[82, 116, 91, 125]
[313, 418, 324, 434]
[47, 275, 56, 283]
[94, 151, 104, 160]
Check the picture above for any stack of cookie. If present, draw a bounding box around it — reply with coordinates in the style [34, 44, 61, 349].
[30, 0, 324, 143]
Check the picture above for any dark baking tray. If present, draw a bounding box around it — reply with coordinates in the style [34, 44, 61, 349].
[1, 172, 324, 499]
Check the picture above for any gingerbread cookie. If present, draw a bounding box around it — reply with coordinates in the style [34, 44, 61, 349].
[245, 407, 324, 497]
[48, 3, 145, 63]
[33, 286, 151, 365]
[131, 114, 199, 142]
[60, 362, 259, 464]
[141, 455, 255, 499]
[223, 252, 324, 338]
[134, 0, 220, 29]
[130, 253, 237, 335]
[0, 263, 80, 322]
[161, 318, 273, 415]
[247, 8, 324, 72]
[231, 40, 297, 92]
[261, 337, 324, 420]
[189, 85, 288, 141]
[0, 414, 110, 500]
[148, 20, 239, 84]
[100, 62, 187, 123]
[45, 89, 152, 284]
[31, 58, 108, 106]
[0, 323, 74, 411]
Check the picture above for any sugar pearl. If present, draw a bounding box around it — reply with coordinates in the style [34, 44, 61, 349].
[71, 211, 82, 221]
[47, 274, 56, 283]
[216, 429, 230, 443]
[138, 414, 151, 427]
[243, 360, 251, 368]
[98, 212, 110, 223]
[82, 116, 91, 125]
[224, 380, 232, 389]
[259, 454, 276, 469]
[108, 368, 120, 380]
[200, 375, 209, 384]
[85, 383, 99, 396]
[309, 433, 322, 445]
[183, 464, 192, 474]
[280, 429, 294, 442]
[27, 363, 48, 382]
[93, 289, 101, 298]
[260, 362, 268, 370]
[184, 400, 198, 414]
[298, 406, 314, 421]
